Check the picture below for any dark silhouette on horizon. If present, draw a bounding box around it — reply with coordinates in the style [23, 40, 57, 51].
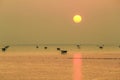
[76, 45, 80, 49]
[99, 46, 104, 49]
[1, 45, 10, 52]
[2, 48, 6, 52]
[44, 47, 48, 49]
[99, 46, 103, 49]
[61, 50, 67, 55]
[57, 48, 61, 51]
[36, 45, 39, 48]
[5, 45, 10, 49]
[97, 44, 104, 49]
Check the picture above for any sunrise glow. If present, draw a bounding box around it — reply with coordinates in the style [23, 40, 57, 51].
[73, 54, 82, 80]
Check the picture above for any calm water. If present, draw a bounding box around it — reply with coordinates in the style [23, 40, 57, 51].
[0, 44, 120, 80]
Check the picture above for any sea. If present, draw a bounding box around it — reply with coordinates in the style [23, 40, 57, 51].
[0, 44, 120, 80]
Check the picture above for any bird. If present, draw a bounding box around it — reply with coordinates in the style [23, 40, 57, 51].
[44, 47, 48, 49]
[57, 48, 61, 51]
[2, 48, 6, 52]
[61, 50, 67, 55]
[5, 45, 10, 49]
[36, 45, 39, 48]
[99, 46, 103, 49]
[1, 45, 10, 52]
[76, 45, 80, 49]
[97, 44, 104, 49]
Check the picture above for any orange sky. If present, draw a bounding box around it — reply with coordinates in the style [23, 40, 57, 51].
[0, 0, 120, 44]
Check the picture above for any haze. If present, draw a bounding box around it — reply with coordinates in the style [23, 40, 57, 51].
[0, 0, 120, 44]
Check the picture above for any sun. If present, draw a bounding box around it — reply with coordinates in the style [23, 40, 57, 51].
[73, 15, 82, 23]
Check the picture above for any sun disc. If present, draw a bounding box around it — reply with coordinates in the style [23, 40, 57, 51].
[73, 15, 82, 23]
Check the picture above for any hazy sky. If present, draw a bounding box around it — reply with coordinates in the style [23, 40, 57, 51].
[0, 0, 120, 44]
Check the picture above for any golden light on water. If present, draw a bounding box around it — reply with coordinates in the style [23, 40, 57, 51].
[73, 15, 82, 23]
